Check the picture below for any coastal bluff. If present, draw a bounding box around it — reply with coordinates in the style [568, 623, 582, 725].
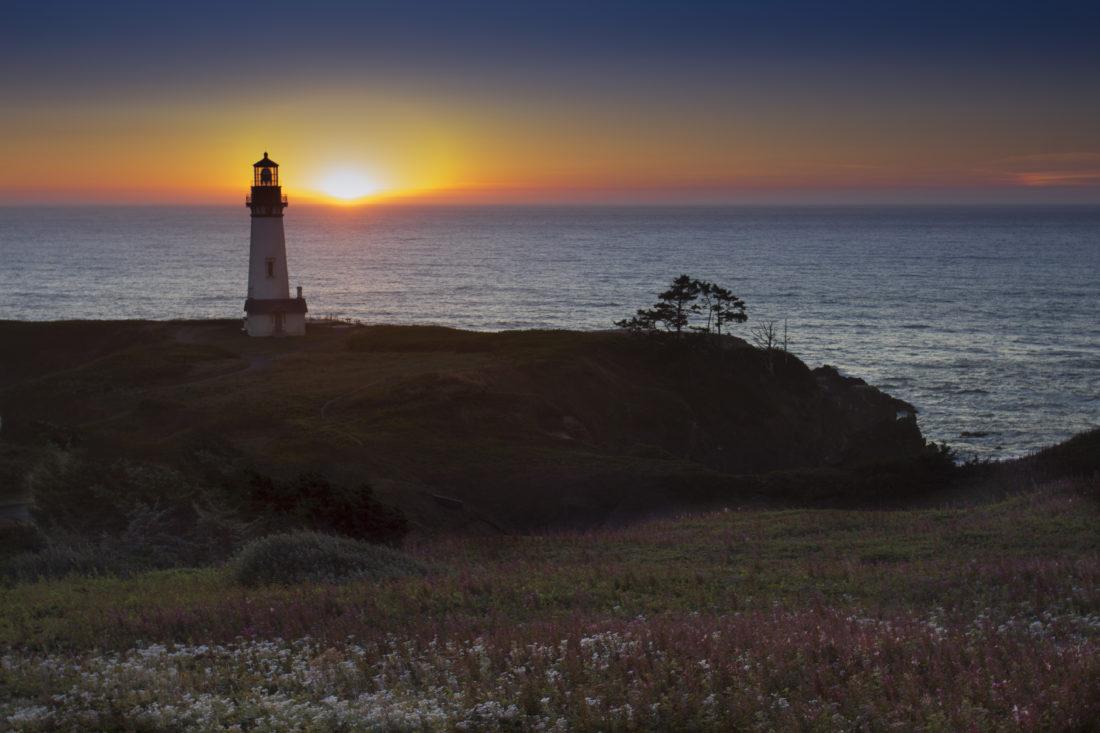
[0, 320, 927, 530]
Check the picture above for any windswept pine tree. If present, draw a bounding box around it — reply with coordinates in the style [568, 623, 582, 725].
[615, 275, 746, 336]
[694, 281, 747, 335]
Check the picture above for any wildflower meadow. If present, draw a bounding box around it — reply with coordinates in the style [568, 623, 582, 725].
[2, 479, 1098, 730]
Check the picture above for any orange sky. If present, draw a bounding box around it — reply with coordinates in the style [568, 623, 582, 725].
[5, 86, 1099, 205]
[3, 3, 1099, 204]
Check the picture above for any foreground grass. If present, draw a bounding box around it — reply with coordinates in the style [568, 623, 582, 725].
[2, 479, 1098, 730]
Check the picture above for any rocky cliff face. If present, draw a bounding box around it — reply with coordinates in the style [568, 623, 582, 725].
[0, 322, 928, 530]
[811, 365, 923, 467]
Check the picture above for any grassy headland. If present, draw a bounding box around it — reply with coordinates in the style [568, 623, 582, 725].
[0, 320, 1096, 729]
[0, 319, 930, 532]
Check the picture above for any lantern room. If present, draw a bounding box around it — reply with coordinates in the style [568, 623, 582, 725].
[253, 152, 279, 187]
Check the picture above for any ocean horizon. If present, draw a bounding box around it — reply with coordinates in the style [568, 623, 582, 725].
[2, 203, 1098, 458]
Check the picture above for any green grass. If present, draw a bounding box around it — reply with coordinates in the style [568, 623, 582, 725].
[1, 477, 1096, 730]
[2, 479, 1091, 726]
[2, 477, 1094, 651]
[2, 320, 1097, 728]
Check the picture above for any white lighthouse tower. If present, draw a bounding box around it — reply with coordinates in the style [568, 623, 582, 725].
[244, 152, 307, 336]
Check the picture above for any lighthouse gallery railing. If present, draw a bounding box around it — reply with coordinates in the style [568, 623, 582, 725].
[245, 194, 288, 206]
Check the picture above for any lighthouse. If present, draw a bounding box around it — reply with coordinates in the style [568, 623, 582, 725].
[244, 152, 307, 336]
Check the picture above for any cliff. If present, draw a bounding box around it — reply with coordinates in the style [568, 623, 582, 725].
[0, 320, 927, 530]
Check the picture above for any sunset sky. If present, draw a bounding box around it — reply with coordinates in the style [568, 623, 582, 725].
[3, 1, 1100, 204]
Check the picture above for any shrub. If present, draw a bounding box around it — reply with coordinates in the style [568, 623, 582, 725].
[1027, 428, 1100, 478]
[0, 521, 45, 556]
[230, 531, 428, 587]
[2, 539, 135, 585]
[114, 502, 246, 568]
[2, 501, 251, 585]
[30, 453, 200, 536]
[18, 452, 408, 581]
[246, 472, 409, 546]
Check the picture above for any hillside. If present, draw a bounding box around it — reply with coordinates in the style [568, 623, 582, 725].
[1, 471, 1096, 729]
[2, 321, 1098, 729]
[0, 320, 927, 530]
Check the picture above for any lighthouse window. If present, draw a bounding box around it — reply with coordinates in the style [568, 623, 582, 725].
[265, 258, 275, 278]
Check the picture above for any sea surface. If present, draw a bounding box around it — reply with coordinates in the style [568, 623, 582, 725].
[1, 204, 1098, 458]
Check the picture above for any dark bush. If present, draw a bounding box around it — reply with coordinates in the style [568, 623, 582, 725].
[0, 443, 38, 495]
[2, 539, 136, 584]
[1, 502, 253, 585]
[231, 531, 428, 586]
[246, 472, 409, 545]
[1026, 428, 1100, 478]
[9, 452, 254, 582]
[114, 502, 247, 568]
[13, 451, 409, 582]
[0, 521, 45, 556]
[30, 454, 200, 537]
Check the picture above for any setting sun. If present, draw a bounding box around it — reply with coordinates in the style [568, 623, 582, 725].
[314, 168, 383, 202]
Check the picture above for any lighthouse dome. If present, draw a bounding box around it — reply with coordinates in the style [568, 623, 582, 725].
[252, 152, 281, 187]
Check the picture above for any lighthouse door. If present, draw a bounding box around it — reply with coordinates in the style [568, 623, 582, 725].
[274, 312, 285, 334]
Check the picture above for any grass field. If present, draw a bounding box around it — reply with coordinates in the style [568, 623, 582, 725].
[2, 474, 1096, 730]
[1, 323, 1096, 729]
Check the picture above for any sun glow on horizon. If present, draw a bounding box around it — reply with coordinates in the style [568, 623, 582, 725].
[313, 168, 385, 203]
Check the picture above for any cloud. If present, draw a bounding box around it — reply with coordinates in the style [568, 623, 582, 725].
[980, 152, 1100, 187]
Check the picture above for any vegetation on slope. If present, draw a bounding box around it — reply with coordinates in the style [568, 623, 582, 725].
[0, 320, 932, 536]
[231, 531, 428, 586]
[1, 321, 1096, 727]
[1, 453, 409, 584]
[0, 471, 1096, 729]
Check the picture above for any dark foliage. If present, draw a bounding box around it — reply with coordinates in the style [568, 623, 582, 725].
[694, 281, 748, 335]
[231, 531, 427, 586]
[1025, 428, 1100, 478]
[6, 454, 251, 582]
[616, 274, 746, 336]
[245, 471, 409, 546]
[30, 457, 200, 537]
[4, 540, 126, 585]
[0, 522, 44, 556]
[7, 450, 407, 582]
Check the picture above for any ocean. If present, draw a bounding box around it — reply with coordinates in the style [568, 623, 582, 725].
[1, 204, 1097, 458]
